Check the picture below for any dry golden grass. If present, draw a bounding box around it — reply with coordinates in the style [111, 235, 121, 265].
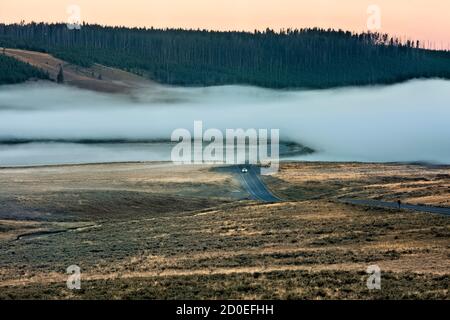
[0, 162, 448, 299]
[266, 162, 450, 206]
[4, 48, 153, 93]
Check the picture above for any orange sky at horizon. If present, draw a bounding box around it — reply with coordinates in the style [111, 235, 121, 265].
[0, 0, 449, 49]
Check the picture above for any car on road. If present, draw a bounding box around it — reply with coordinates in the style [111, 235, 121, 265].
[241, 168, 248, 173]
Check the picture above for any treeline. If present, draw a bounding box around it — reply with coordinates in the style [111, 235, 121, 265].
[0, 50, 49, 84]
[1, 22, 450, 88]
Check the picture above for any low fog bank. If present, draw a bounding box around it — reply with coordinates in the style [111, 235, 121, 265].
[0, 142, 174, 166]
[1, 79, 450, 164]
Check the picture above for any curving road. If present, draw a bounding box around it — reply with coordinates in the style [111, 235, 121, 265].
[231, 166, 449, 214]
[234, 165, 281, 202]
[341, 198, 450, 216]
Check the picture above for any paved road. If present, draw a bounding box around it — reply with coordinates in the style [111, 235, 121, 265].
[341, 198, 450, 216]
[234, 165, 281, 202]
[231, 166, 449, 212]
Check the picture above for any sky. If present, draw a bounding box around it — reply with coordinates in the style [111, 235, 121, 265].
[0, 0, 449, 49]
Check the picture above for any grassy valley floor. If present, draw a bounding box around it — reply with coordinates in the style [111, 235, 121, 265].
[0, 162, 448, 299]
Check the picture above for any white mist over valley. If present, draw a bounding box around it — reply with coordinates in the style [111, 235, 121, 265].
[1, 79, 450, 166]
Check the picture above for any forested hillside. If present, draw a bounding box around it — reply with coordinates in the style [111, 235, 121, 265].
[0, 50, 49, 84]
[1, 22, 450, 88]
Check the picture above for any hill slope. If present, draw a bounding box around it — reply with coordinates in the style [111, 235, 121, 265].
[2, 48, 153, 92]
[0, 51, 49, 85]
[1, 23, 450, 89]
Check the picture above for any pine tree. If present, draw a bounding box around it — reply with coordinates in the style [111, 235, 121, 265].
[57, 65, 64, 83]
